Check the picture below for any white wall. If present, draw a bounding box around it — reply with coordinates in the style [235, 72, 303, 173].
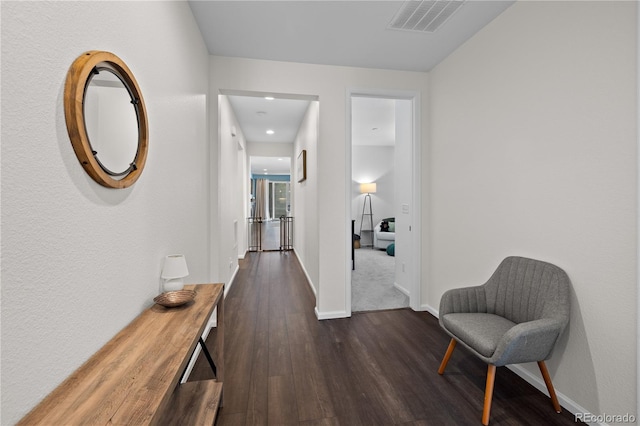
[427, 0, 637, 419]
[248, 140, 294, 159]
[209, 56, 429, 318]
[237, 139, 248, 259]
[394, 99, 413, 295]
[293, 102, 320, 294]
[1, 2, 210, 423]
[352, 145, 395, 238]
[216, 95, 249, 283]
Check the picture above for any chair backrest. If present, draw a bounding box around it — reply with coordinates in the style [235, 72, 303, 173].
[483, 256, 571, 328]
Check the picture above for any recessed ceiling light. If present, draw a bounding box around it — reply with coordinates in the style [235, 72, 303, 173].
[265, 96, 275, 101]
[278, 158, 283, 161]
[266, 129, 275, 135]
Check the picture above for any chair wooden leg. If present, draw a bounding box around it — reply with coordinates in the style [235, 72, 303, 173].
[438, 338, 457, 375]
[538, 361, 561, 413]
[482, 364, 496, 426]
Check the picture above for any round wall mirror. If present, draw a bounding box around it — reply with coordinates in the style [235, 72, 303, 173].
[64, 51, 148, 188]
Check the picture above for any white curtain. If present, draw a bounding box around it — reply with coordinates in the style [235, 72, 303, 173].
[254, 179, 271, 220]
[264, 180, 271, 220]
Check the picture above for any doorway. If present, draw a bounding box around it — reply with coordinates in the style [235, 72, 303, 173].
[249, 164, 292, 252]
[254, 178, 291, 251]
[347, 90, 421, 314]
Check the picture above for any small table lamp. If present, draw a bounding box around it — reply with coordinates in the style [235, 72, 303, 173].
[161, 254, 189, 292]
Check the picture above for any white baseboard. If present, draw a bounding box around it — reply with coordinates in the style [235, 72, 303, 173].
[293, 250, 346, 320]
[422, 303, 439, 317]
[293, 248, 317, 297]
[226, 263, 240, 297]
[506, 364, 603, 426]
[393, 282, 410, 297]
[315, 307, 349, 320]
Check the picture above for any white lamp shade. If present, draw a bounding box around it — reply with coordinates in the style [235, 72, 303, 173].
[161, 254, 189, 279]
[360, 183, 377, 194]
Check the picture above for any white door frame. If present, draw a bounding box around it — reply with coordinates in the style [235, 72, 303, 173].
[345, 88, 422, 315]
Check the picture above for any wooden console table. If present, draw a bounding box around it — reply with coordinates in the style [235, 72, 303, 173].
[18, 283, 224, 425]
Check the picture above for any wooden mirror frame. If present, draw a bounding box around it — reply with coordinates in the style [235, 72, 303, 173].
[64, 51, 148, 189]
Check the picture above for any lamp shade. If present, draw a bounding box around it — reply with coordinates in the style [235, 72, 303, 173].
[360, 183, 377, 194]
[161, 254, 189, 279]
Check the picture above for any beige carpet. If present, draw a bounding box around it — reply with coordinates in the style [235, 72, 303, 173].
[351, 247, 409, 312]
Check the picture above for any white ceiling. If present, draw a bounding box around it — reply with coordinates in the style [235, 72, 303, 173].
[251, 155, 292, 175]
[226, 94, 312, 175]
[227, 95, 311, 144]
[243, 95, 396, 174]
[197, 0, 515, 175]
[352, 96, 397, 147]
[188, 0, 514, 73]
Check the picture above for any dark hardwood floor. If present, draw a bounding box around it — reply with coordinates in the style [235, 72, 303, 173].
[189, 251, 580, 425]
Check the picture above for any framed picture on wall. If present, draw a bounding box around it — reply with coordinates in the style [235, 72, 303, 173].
[297, 150, 307, 183]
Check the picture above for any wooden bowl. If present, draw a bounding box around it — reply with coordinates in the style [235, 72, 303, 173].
[153, 290, 196, 308]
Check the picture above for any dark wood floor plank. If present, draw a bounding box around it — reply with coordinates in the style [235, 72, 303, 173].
[346, 312, 438, 423]
[336, 314, 415, 424]
[299, 418, 340, 426]
[268, 375, 300, 425]
[243, 327, 269, 426]
[267, 315, 292, 378]
[286, 312, 335, 422]
[348, 310, 461, 423]
[190, 251, 581, 426]
[217, 411, 246, 426]
[244, 256, 272, 426]
[218, 311, 257, 414]
[315, 318, 398, 425]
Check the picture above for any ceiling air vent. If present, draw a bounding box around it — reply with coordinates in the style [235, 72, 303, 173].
[388, 0, 466, 33]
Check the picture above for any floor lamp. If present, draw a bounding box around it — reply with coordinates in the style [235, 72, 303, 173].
[359, 182, 376, 247]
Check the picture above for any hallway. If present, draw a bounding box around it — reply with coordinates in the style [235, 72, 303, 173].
[189, 252, 579, 425]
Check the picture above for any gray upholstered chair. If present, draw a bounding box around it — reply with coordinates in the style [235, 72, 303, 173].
[437, 256, 571, 425]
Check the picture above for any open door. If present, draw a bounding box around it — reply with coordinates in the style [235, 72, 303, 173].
[348, 91, 421, 314]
